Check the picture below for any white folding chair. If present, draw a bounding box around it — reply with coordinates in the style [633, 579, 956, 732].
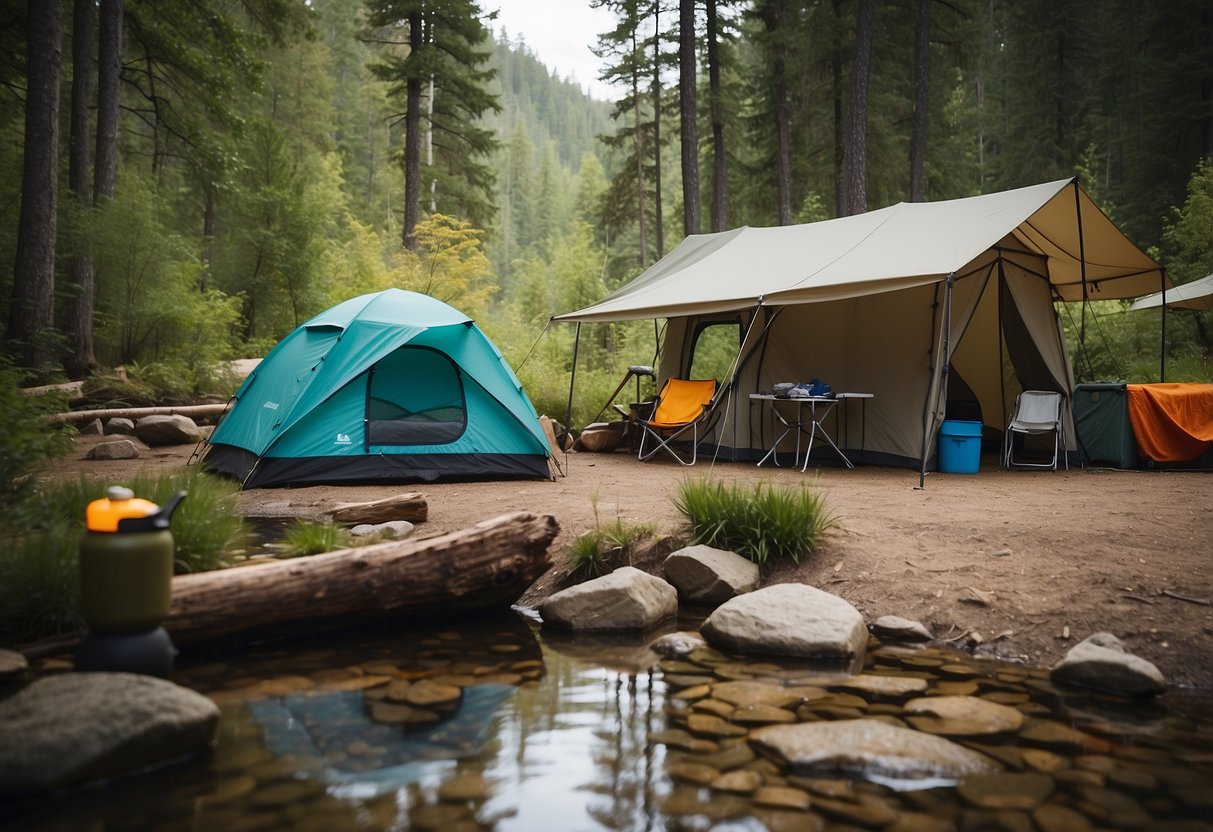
[1003, 390, 1067, 470]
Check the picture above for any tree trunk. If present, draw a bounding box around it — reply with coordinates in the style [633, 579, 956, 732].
[65, 0, 97, 379]
[832, 0, 845, 216]
[766, 0, 793, 225]
[94, 0, 121, 201]
[200, 188, 215, 289]
[678, 0, 700, 236]
[165, 512, 559, 645]
[651, 4, 664, 258]
[402, 10, 423, 250]
[7, 0, 63, 378]
[908, 0, 930, 202]
[632, 26, 647, 267]
[706, 0, 729, 232]
[844, 0, 876, 216]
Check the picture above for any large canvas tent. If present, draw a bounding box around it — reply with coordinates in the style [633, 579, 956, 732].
[554, 179, 1166, 473]
[202, 289, 553, 487]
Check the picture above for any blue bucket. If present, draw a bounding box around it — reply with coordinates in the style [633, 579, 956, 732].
[938, 420, 982, 474]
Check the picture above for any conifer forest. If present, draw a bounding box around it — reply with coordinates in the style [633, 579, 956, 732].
[1, 0, 1211, 423]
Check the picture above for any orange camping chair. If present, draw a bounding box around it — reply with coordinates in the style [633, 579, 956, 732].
[637, 378, 719, 465]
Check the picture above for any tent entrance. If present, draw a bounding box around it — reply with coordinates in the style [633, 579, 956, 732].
[367, 346, 468, 446]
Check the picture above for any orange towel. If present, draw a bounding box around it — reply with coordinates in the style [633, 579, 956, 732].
[1126, 383, 1213, 462]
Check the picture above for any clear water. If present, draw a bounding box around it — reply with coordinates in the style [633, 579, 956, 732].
[3, 611, 1211, 831]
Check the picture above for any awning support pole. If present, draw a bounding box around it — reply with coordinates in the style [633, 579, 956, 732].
[564, 322, 582, 443]
[1073, 180, 1090, 355]
[919, 271, 955, 489]
[1160, 267, 1167, 382]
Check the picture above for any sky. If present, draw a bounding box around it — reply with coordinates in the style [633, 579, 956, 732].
[487, 1, 617, 101]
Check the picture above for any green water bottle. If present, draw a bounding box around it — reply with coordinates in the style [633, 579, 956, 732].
[79, 487, 186, 633]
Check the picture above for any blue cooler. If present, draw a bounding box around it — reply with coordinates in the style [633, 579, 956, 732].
[938, 420, 982, 474]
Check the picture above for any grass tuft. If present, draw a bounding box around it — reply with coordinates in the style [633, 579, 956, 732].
[672, 478, 836, 567]
[282, 520, 350, 557]
[566, 492, 656, 581]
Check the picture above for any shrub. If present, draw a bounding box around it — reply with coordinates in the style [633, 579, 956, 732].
[282, 520, 349, 557]
[672, 478, 836, 567]
[0, 356, 73, 504]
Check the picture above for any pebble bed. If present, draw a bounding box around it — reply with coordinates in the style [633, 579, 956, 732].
[5, 614, 1212, 831]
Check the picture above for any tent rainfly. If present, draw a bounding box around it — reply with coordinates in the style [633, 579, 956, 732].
[554, 178, 1166, 476]
[1129, 273, 1213, 311]
[202, 289, 553, 488]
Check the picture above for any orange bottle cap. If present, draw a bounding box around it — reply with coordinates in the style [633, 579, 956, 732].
[86, 486, 160, 533]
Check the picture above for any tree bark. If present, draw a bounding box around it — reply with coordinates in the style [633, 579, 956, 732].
[765, 0, 793, 225]
[402, 9, 423, 250]
[678, 0, 700, 236]
[7, 0, 63, 378]
[94, 0, 121, 201]
[165, 512, 559, 645]
[651, 2, 664, 258]
[844, 0, 876, 216]
[832, 0, 845, 216]
[632, 24, 647, 267]
[706, 0, 729, 231]
[65, 0, 97, 379]
[908, 0, 930, 202]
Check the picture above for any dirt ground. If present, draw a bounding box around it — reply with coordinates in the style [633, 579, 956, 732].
[63, 433, 1213, 692]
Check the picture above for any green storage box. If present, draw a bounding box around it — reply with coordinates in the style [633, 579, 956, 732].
[1073, 383, 1138, 468]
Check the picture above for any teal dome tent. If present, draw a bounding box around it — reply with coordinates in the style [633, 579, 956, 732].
[201, 290, 553, 487]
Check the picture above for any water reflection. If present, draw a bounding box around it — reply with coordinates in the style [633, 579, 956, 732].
[3, 611, 1212, 831]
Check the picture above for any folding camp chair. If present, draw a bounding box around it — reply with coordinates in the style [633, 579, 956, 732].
[1003, 390, 1068, 470]
[636, 378, 719, 466]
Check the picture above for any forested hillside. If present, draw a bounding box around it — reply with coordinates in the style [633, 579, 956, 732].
[1, 0, 1210, 423]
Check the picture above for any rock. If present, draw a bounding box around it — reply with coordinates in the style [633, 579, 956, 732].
[752, 786, 813, 811]
[749, 719, 998, 783]
[539, 566, 677, 631]
[701, 583, 867, 661]
[663, 545, 760, 605]
[348, 520, 414, 539]
[836, 674, 928, 699]
[1050, 632, 1166, 696]
[649, 631, 707, 658]
[711, 769, 763, 793]
[85, 439, 141, 460]
[135, 414, 203, 447]
[956, 772, 1054, 809]
[0, 649, 29, 679]
[104, 417, 136, 435]
[438, 774, 492, 802]
[79, 418, 104, 435]
[0, 672, 218, 795]
[903, 695, 1025, 736]
[870, 615, 933, 642]
[711, 680, 806, 710]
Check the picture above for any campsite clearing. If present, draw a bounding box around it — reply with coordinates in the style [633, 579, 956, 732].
[66, 434, 1213, 692]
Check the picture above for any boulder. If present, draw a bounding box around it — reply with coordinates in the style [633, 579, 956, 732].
[664, 545, 759, 605]
[1050, 632, 1166, 696]
[700, 583, 867, 660]
[749, 719, 998, 783]
[649, 631, 707, 658]
[104, 417, 136, 436]
[85, 439, 141, 460]
[870, 615, 933, 642]
[0, 672, 219, 796]
[135, 414, 203, 447]
[539, 566, 677, 630]
[79, 418, 104, 435]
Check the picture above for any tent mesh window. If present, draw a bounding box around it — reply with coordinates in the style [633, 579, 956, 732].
[366, 346, 467, 445]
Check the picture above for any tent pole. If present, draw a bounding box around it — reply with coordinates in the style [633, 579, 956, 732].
[920, 272, 955, 489]
[1160, 267, 1167, 382]
[1072, 180, 1090, 358]
[564, 322, 582, 443]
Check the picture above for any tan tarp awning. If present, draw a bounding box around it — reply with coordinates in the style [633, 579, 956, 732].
[554, 179, 1164, 323]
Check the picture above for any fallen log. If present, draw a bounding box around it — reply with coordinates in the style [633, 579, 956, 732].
[165, 511, 558, 645]
[47, 403, 229, 426]
[327, 493, 428, 524]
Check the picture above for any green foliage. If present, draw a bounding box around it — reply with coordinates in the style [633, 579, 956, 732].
[567, 493, 655, 581]
[282, 520, 350, 557]
[0, 357, 73, 503]
[672, 478, 836, 568]
[390, 214, 499, 317]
